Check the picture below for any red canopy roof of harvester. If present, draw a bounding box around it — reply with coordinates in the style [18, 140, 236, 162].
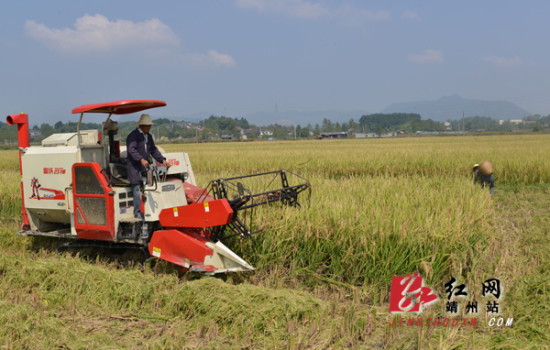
[72, 100, 166, 115]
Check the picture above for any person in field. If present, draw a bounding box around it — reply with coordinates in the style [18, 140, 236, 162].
[473, 161, 494, 196]
[126, 114, 168, 218]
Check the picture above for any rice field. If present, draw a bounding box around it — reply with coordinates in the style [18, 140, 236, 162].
[0, 133, 548, 349]
[162, 135, 546, 287]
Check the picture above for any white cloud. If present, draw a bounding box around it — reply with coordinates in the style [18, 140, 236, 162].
[401, 11, 421, 21]
[408, 49, 443, 64]
[235, 0, 389, 22]
[26, 14, 180, 54]
[482, 56, 522, 67]
[25, 14, 236, 69]
[235, 0, 330, 19]
[181, 50, 237, 68]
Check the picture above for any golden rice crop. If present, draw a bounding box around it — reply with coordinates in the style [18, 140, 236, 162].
[163, 134, 550, 185]
[159, 134, 550, 289]
[0, 153, 21, 223]
[0, 134, 548, 348]
[1, 134, 548, 289]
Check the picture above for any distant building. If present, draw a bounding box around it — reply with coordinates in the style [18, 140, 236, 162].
[319, 132, 347, 139]
[354, 132, 396, 138]
[416, 131, 441, 135]
[259, 129, 273, 137]
[244, 128, 258, 137]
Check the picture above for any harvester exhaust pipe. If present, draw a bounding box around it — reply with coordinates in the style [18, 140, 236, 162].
[6, 113, 31, 229]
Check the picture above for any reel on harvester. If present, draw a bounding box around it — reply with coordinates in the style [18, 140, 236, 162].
[207, 170, 311, 242]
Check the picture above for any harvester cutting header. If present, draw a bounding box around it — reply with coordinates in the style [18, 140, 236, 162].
[7, 100, 310, 274]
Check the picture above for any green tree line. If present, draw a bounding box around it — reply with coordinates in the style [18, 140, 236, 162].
[2, 112, 549, 146]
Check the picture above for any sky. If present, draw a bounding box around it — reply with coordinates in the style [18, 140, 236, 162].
[2, 0, 550, 125]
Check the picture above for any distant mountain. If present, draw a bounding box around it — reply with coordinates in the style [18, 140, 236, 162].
[381, 95, 530, 122]
[152, 95, 530, 127]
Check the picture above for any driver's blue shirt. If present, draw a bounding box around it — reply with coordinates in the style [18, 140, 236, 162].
[126, 127, 164, 185]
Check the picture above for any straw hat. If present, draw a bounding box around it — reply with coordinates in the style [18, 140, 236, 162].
[478, 161, 493, 176]
[135, 114, 154, 126]
[472, 163, 479, 172]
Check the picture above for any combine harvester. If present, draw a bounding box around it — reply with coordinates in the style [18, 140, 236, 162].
[6, 100, 310, 274]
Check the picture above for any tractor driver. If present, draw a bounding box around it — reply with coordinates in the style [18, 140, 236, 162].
[126, 114, 168, 219]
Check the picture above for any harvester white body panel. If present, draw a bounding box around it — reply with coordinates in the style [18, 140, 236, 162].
[22, 146, 76, 229]
[19, 127, 198, 235]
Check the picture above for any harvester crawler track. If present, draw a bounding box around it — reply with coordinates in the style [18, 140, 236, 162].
[57, 239, 151, 263]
